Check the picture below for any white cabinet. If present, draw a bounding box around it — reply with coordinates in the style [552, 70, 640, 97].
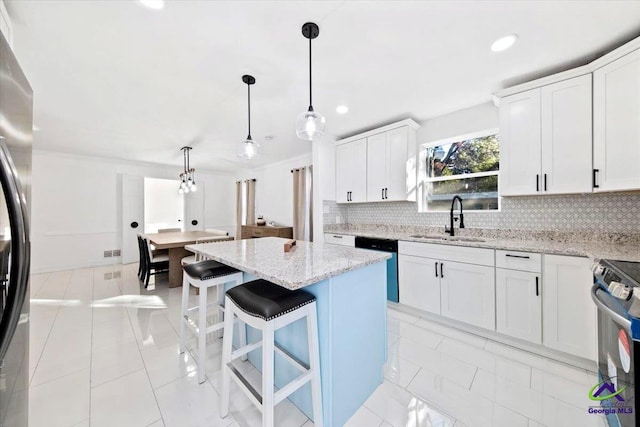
[500, 75, 593, 195]
[500, 89, 542, 196]
[398, 241, 495, 330]
[541, 75, 593, 194]
[335, 138, 367, 203]
[367, 126, 412, 202]
[543, 255, 597, 361]
[496, 269, 542, 344]
[324, 233, 355, 247]
[440, 261, 496, 330]
[398, 254, 441, 315]
[594, 48, 640, 192]
[336, 119, 419, 204]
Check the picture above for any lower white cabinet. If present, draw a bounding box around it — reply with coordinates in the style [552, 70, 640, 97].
[398, 254, 441, 315]
[398, 246, 495, 330]
[440, 261, 496, 330]
[496, 269, 542, 344]
[543, 254, 597, 361]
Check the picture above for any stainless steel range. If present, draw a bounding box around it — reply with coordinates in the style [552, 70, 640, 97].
[592, 259, 640, 427]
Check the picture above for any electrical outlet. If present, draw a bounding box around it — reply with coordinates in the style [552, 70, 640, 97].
[104, 272, 113, 280]
[112, 249, 121, 257]
[103, 250, 113, 258]
[335, 216, 342, 224]
[113, 271, 121, 279]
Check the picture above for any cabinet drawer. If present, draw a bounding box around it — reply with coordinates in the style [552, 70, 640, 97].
[496, 250, 541, 273]
[324, 233, 355, 247]
[399, 241, 494, 266]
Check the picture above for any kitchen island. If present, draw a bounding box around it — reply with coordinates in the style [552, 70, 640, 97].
[186, 237, 390, 426]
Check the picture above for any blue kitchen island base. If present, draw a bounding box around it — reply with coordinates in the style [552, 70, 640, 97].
[239, 261, 387, 426]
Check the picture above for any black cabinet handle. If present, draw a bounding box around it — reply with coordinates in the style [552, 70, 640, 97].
[544, 174, 547, 191]
[333, 235, 343, 239]
[535, 276, 539, 296]
[536, 174, 539, 192]
[130, 221, 139, 229]
[593, 169, 599, 188]
[440, 262, 444, 278]
[435, 262, 438, 278]
[505, 254, 530, 259]
[384, 188, 388, 199]
[382, 188, 384, 200]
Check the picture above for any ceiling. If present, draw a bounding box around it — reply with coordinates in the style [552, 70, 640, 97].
[5, 0, 640, 172]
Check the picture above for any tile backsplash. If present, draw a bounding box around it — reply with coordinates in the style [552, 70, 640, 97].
[323, 192, 640, 233]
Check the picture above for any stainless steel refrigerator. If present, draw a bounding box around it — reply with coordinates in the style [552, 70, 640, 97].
[0, 31, 32, 427]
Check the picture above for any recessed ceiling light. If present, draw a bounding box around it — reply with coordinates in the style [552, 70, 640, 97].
[139, 0, 164, 10]
[336, 105, 349, 114]
[491, 34, 518, 52]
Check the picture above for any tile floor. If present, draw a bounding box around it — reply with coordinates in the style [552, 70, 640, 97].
[27, 264, 607, 427]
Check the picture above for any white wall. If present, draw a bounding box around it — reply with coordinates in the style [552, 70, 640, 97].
[418, 102, 498, 144]
[312, 136, 336, 242]
[32, 150, 235, 273]
[237, 152, 313, 227]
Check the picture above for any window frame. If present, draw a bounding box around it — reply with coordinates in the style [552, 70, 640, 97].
[417, 127, 501, 213]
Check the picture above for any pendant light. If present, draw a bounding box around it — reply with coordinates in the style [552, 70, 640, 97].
[178, 146, 197, 194]
[296, 22, 326, 141]
[238, 74, 260, 159]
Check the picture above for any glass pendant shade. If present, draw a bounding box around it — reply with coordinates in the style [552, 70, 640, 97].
[237, 137, 260, 160]
[296, 108, 326, 141]
[177, 147, 196, 193]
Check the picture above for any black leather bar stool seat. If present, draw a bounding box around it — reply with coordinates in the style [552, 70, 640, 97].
[226, 279, 316, 321]
[183, 260, 239, 280]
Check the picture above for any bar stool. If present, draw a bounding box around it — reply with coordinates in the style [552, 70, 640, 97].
[220, 279, 323, 427]
[179, 260, 245, 383]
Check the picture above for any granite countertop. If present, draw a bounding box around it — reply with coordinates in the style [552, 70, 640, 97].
[186, 237, 391, 290]
[324, 225, 640, 263]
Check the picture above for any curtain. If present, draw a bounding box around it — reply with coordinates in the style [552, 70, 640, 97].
[292, 166, 313, 241]
[245, 179, 256, 225]
[235, 181, 242, 240]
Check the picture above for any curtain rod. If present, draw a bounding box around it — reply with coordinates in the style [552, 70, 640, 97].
[236, 178, 257, 183]
[290, 165, 311, 173]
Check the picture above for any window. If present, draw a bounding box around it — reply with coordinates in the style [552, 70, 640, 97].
[418, 128, 500, 212]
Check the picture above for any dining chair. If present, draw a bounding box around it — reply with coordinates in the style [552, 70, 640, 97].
[136, 234, 146, 281]
[142, 237, 170, 288]
[181, 236, 234, 266]
[158, 228, 181, 233]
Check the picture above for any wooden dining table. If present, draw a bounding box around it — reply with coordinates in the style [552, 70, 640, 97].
[143, 231, 234, 287]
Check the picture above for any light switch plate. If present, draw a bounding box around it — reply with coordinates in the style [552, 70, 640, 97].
[103, 250, 113, 257]
[112, 249, 121, 257]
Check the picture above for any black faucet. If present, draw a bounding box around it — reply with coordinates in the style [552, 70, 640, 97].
[445, 195, 465, 236]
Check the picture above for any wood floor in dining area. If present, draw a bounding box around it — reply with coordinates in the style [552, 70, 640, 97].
[26, 264, 606, 427]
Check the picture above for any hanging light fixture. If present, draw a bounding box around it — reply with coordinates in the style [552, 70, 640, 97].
[296, 22, 326, 141]
[177, 146, 197, 194]
[238, 74, 260, 159]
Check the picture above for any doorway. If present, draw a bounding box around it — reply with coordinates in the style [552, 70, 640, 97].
[144, 178, 184, 233]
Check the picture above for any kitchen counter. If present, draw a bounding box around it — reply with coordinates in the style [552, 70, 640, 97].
[186, 236, 391, 290]
[186, 236, 389, 426]
[325, 225, 640, 262]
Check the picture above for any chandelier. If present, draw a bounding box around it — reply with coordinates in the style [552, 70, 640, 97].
[178, 146, 197, 194]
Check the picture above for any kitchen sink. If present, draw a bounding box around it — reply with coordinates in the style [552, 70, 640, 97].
[449, 237, 486, 243]
[408, 234, 486, 243]
[409, 234, 448, 240]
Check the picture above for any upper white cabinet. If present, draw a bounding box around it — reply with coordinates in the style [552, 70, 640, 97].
[541, 75, 593, 194]
[335, 138, 367, 203]
[500, 74, 592, 195]
[543, 254, 597, 361]
[499, 89, 542, 195]
[593, 48, 640, 192]
[336, 119, 419, 204]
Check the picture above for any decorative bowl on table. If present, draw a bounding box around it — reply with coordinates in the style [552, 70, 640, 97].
[256, 215, 266, 226]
